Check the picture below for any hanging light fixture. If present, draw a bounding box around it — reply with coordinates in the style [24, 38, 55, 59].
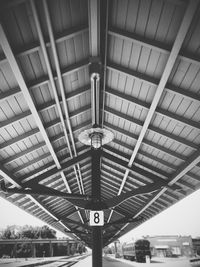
[90, 131, 102, 149]
[78, 126, 114, 149]
[78, 57, 114, 149]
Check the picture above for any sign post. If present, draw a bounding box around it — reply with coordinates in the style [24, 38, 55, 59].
[91, 148, 102, 267]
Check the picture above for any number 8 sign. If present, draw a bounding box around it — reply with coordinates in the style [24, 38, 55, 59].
[89, 211, 104, 226]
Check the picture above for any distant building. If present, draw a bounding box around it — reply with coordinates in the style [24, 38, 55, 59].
[144, 235, 194, 258]
[192, 238, 200, 256]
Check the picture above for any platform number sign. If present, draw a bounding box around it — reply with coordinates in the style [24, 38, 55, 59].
[89, 211, 104, 226]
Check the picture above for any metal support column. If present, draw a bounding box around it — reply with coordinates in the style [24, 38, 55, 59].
[49, 241, 53, 257]
[31, 242, 36, 258]
[67, 242, 71, 256]
[91, 148, 102, 267]
[13, 242, 17, 258]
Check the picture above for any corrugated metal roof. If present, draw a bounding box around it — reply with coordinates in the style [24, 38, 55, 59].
[0, 0, 200, 247]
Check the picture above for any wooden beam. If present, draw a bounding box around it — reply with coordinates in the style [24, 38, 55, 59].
[125, 0, 199, 183]
[108, 26, 200, 68]
[109, 140, 196, 190]
[0, 22, 60, 168]
[106, 87, 200, 131]
[0, 25, 88, 66]
[107, 0, 199, 223]
[107, 61, 200, 104]
[20, 148, 90, 184]
[101, 164, 182, 201]
[104, 114, 187, 161]
[102, 150, 166, 184]
[0, 100, 90, 130]
[22, 150, 91, 186]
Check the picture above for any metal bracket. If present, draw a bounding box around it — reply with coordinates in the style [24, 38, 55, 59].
[104, 216, 143, 228]
[0, 179, 182, 211]
[0, 180, 90, 202]
[89, 56, 102, 75]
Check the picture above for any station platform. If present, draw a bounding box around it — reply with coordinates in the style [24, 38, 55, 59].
[73, 255, 193, 267]
[73, 255, 131, 267]
[73, 255, 92, 267]
[0, 255, 195, 267]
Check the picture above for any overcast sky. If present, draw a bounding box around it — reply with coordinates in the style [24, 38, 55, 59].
[0, 188, 200, 242]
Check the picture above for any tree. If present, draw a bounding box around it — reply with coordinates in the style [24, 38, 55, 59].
[20, 225, 35, 239]
[0, 225, 57, 258]
[0, 225, 56, 240]
[0, 225, 19, 239]
[39, 225, 56, 239]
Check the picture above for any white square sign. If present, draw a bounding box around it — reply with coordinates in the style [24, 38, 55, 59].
[89, 210, 104, 226]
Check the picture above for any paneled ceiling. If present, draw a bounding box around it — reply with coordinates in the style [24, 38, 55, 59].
[0, 0, 200, 248]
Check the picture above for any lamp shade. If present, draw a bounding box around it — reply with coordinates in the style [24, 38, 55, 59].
[78, 127, 114, 149]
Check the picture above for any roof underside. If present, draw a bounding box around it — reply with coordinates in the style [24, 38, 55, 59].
[0, 0, 200, 248]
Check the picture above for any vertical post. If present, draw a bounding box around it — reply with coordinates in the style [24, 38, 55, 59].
[31, 242, 36, 258]
[49, 241, 53, 257]
[114, 241, 117, 256]
[67, 242, 71, 256]
[92, 227, 102, 266]
[91, 148, 102, 267]
[13, 242, 17, 258]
